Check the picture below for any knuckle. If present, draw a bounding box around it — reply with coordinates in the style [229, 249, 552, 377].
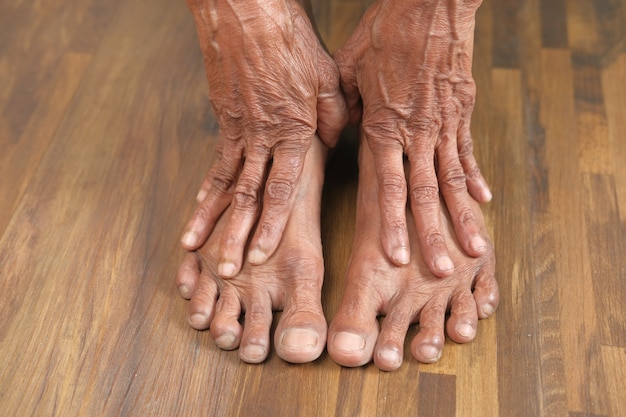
[210, 170, 236, 193]
[423, 228, 445, 248]
[386, 218, 407, 235]
[458, 208, 477, 227]
[440, 168, 467, 193]
[233, 185, 259, 210]
[410, 185, 439, 206]
[457, 136, 475, 158]
[464, 164, 483, 181]
[265, 178, 294, 203]
[381, 173, 407, 199]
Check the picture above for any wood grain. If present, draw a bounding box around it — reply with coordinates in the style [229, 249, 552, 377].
[1, 0, 625, 415]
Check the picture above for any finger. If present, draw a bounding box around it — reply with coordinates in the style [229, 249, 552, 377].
[364, 132, 411, 266]
[175, 252, 201, 299]
[181, 142, 243, 250]
[217, 150, 269, 278]
[333, 46, 362, 125]
[437, 120, 489, 258]
[316, 50, 349, 148]
[247, 143, 308, 266]
[457, 115, 492, 203]
[406, 149, 454, 277]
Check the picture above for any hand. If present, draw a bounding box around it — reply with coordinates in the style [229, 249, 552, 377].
[334, 0, 492, 276]
[182, 0, 347, 278]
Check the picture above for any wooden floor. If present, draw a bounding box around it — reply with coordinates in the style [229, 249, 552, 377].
[1, 0, 626, 415]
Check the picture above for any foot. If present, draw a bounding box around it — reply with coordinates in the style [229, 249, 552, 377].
[327, 137, 499, 371]
[176, 138, 328, 364]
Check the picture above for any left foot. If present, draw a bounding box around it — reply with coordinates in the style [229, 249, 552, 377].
[176, 138, 328, 364]
[327, 137, 499, 371]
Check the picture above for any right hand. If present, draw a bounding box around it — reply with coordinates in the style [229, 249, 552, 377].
[182, 0, 347, 278]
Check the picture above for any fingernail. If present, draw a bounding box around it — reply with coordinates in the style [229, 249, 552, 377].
[392, 247, 410, 265]
[196, 189, 208, 203]
[218, 262, 237, 278]
[215, 333, 237, 349]
[456, 323, 476, 339]
[333, 332, 366, 352]
[470, 235, 487, 253]
[248, 248, 268, 265]
[181, 231, 197, 247]
[281, 328, 318, 349]
[435, 256, 454, 273]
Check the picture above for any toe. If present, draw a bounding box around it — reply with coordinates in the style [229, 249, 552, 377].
[187, 270, 219, 330]
[209, 288, 243, 350]
[328, 283, 380, 367]
[446, 289, 478, 343]
[472, 263, 499, 319]
[176, 252, 201, 299]
[411, 298, 447, 363]
[275, 297, 327, 364]
[239, 300, 273, 364]
[374, 303, 415, 371]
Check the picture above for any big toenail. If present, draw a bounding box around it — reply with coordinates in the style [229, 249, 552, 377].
[470, 236, 487, 252]
[378, 348, 402, 368]
[181, 231, 198, 247]
[248, 248, 268, 265]
[434, 256, 454, 272]
[218, 262, 237, 278]
[333, 332, 366, 352]
[215, 333, 237, 349]
[392, 247, 410, 265]
[281, 328, 318, 349]
[456, 323, 476, 338]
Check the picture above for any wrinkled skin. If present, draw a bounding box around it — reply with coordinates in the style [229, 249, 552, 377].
[327, 136, 499, 370]
[333, 0, 492, 276]
[176, 138, 328, 364]
[181, 0, 347, 279]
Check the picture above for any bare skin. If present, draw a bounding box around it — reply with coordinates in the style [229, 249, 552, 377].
[181, 0, 347, 279]
[176, 138, 328, 364]
[327, 137, 499, 371]
[334, 0, 492, 276]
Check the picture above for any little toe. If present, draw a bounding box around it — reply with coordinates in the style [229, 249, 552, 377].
[374, 306, 414, 371]
[209, 289, 243, 350]
[411, 299, 447, 363]
[446, 289, 478, 344]
[239, 301, 273, 364]
[472, 265, 500, 319]
[175, 252, 201, 299]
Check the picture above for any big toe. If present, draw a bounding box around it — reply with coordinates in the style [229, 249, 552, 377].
[275, 306, 327, 364]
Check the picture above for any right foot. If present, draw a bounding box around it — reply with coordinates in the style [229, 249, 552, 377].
[176, 138, 328, 364]
[327, 138, 499, 371]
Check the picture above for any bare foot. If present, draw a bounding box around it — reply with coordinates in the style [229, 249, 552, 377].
[176, 139, 327, 364]
[327, 137, 499, 371]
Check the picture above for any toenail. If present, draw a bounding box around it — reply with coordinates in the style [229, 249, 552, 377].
[434, 256, 454, 273]
[178, 285, 191, 299]
[281, 328, 318, 349]
[378, 348, 402, 368]
[333, 332, 366, 352]
[481, 188, 493, 202]
[181, 231, 198, 247]
[481, 304, 495, 317]
[242, 344, 266, 362]
[196, 189, 208, 203]
[456, 323, 476, 339]
[215, 333, 237, 349]
[218, 262, 237, 278]
[418, 344, 441, 362]
[392, 247, 410, 265]
[469, 235, 487, 252]
[248, 248, 268, 265]
[189, 313, 209, 328]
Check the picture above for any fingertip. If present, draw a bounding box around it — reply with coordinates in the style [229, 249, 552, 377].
[433, 255, 455, 277]
[181, 231, 199, 249]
